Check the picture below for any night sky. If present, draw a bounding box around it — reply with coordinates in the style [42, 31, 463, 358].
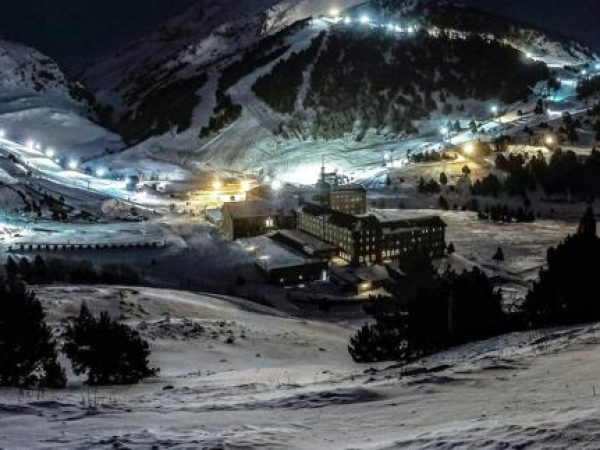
[0, 0, 196, 74]
[0, 0, 598, 74]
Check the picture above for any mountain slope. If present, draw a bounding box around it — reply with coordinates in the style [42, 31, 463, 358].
[84, 0, 594, 177]
[4, 285, 600, 448]
[0, 37, 123, 160]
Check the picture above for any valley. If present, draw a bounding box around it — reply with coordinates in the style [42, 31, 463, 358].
[2, 1, 600, 449]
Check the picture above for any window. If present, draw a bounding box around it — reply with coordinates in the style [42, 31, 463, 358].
[265, 218, 274, 228]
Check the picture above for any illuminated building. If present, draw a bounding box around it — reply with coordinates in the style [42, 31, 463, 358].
[297, 203, 446, 266]
[220, 200, 293, 240]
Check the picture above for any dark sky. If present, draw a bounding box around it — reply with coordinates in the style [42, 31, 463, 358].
[0, 0, 598, 75]
[0, 0, 196, 74]
[463, 0, 600, 51]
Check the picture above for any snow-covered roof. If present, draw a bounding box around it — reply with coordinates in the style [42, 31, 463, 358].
[331, 265, 391, 285]
[300, 204, 446, 231]
[271, 229, 338, 255]
[239, 235, 323, 271]
[223, 200, 278, 219]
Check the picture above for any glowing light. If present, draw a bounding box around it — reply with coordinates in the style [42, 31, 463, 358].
[544, 135, 555, 146]
[343, 16, 351, 24]
[463, 142, 476, 155]
[25, 140, 35, 149]
[525, 52, 533, 59]
[440, 126, 449, 135]
[68, 159, 78, 170]
[96, 167, 106, 177]
[582, 69, 588, 76]
[34, 143, 41, 151]
[0, 129, 5, 138]
[45, 148, 55, 158]
[407, 26, 415, 33]
[271, 179, 283, 191]
[329, 7, 340, 17]
[359, 14, 370, 24]
[596, 63, 600, 71]
[387, 23, 395, 31]
[491, 105, 499, 115]
[241, 180, 251, 192]
[213, 179, 223, 191]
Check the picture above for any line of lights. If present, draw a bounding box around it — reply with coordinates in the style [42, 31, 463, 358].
[325, 11, 418, 34]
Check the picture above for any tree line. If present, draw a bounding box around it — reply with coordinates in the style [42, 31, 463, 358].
[474, 149, 600, 201]
[0, 278, 156, 389]
[350, 207, 600, 363]
[5, 255, 140, 286]
[267, 28, 549, 140]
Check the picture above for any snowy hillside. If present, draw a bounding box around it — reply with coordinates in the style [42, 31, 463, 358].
[0, 37, 123, 160]
[4, 285, 600, 448]
[82, 0, 594, 179]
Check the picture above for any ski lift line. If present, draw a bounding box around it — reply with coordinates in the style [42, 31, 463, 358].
[322, 12, 419, 35]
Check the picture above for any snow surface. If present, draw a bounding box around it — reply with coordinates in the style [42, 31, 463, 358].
[2, 285, 600, 448]
[0, 37, 123, 161]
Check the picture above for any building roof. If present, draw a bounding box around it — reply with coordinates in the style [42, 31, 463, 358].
[222, 200, 277, 219]
[331, 265, 391, 285]
[271, 229, 338, 256]
[299, 204, 446, 232]
[330, 184, 367, 193]
[239, 235, 323, 272]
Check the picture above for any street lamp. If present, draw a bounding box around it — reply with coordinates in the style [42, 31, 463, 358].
[359, 14, 370, 24]
[463, 142, 476, 155]
[544, 135, 555, 147]
[491, 105, 499, 116]
[96, 167, 106, 177]
[45, 148, 55, 158]
[68, 159, 78, 170]
[271, 179, 283, 191]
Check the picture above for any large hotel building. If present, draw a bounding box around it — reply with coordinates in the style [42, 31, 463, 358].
[297, 167, 446, 265]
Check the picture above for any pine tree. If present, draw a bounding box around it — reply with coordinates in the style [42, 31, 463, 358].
[438, 195, 449, 210]
[0, 281, 66, 388]
[523, 207, 600, 326]
[5, 256, 18, 280]
[439, 172, 448, 186]
[63, 304, 157, 385]
[32, 256, 48, 284]
[18, 258, 31, 282]
[447, 242, 456, 255]
[493, 247, 505, 263]
[578, 206, 596, 237]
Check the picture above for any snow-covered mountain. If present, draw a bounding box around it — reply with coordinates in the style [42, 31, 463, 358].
[83, 0, 595, 176]
[0, 36, 123, 160]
